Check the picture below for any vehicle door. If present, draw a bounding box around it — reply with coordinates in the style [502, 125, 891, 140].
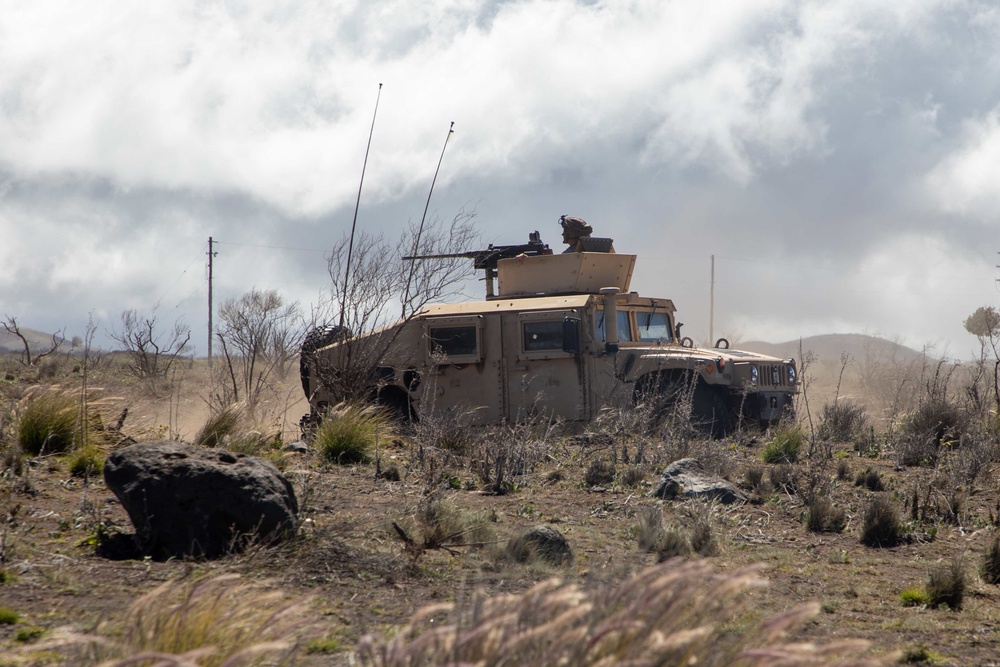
[502, 309, 585, 421]
[420, 315, 503, 424]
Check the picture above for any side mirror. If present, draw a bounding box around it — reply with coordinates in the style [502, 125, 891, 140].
[562, 317, 581, 356]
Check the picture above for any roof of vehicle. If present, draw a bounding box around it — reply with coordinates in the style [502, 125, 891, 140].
[419, 294, 594, 317]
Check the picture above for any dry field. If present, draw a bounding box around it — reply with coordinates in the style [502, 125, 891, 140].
[2, 343, 1000, 666]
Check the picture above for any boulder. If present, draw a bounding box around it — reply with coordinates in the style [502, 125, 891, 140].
[651, 458, 746, 505]
[103, 441, 298, 559]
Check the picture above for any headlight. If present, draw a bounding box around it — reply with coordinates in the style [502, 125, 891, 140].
[787, 365, 797, 385]
[749, 365, 758, 385]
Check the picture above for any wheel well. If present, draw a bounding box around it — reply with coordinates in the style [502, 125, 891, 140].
[375, 385, 417, 423]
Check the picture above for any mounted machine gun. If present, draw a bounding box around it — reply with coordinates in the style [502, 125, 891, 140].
[403, 231, 551, 298]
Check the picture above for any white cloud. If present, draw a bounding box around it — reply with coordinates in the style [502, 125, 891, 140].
[925, 106, 1000, 217]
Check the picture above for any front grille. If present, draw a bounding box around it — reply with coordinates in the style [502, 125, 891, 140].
[758, 364, 787, 388]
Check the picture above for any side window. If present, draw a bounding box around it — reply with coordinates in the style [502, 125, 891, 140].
[638, 312, 673, 342]
[594, 310, 633, 342]
[523, 321, 563, 351]
[428, 325, 478, 358]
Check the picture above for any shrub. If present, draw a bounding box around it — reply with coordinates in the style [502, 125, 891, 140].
[902, 399, 966, 445]
[818, 401, 868, 443]
[926, 559, 965, 610]
[506, 525, 573, 566]
[619, 465, 646, 487]
[743, 465, 768, 495]
[15, 386, 78, 455]
[315, 403, 395, 465]
[895, 432, 940, 467]
[0, 607, 18, 624]
[584, 459, 615, 487]
[14, 625, 44, 643]
[685, 502, 717, 556]
[854, 468, 884, 492]
[805, 495, 846, 533]
[983, 536, 1000, 585]
[635, 506, 691, 561]
[769, 465, 798, 495]
[762, 425, 804, 464]
[860, 495, 902, 548]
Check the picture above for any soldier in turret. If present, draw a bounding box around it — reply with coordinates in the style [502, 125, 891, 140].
[560, 215, 615, 253]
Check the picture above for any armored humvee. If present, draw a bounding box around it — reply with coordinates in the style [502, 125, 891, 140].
[301, 232, 797, 437]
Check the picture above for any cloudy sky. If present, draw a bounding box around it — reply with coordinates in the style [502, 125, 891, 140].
[1, 0, 999, 360]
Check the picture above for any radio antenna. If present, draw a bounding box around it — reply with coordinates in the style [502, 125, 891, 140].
[402, 121, 454, 318]
[339, 83, 383, 334]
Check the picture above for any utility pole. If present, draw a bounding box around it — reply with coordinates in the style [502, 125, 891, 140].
[207, 237, 217, 367]
[709, 254, 715, 344]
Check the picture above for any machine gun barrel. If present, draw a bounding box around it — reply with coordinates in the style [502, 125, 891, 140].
[403, 231, 551, 271]
[402, 231, 551, 298]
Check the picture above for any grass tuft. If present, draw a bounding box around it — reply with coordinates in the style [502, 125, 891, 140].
[68, 446, 104, 478]
[194, 403, 246, 448]
[15, 386, 78, 455]
[315, 402, 395, 465]
[982, 536, 1000, 585]
[860, 495, 902, 548]
[926, 559, 965, 610]
[900, 587, 930, 607]
[0, 607, 19, 624]
[761, 425, 804, 464]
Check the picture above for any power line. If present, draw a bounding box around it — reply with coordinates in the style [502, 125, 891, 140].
[214, 240, 326, 253]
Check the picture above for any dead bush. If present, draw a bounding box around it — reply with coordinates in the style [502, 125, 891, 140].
[926, 558, 965, 610]
[584, 459, 616, 487]
[860, 495, 902, 548]
[982, 536, 1000, 585]
[805, 495, 846, 533]
[854, 468, 884, 492]
[817, 401, 868, 443]
[901, 399, 967, 445]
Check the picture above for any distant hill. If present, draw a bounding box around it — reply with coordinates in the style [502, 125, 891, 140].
[0, 326, 65, 354]
[739, 333, 929, 365]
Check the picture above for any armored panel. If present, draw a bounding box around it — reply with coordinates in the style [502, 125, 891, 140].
[496, 252, 635, 297]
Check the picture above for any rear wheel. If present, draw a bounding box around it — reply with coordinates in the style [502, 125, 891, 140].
[299, 325, 349, 399]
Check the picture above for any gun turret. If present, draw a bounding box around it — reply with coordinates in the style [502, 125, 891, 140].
[404, 231, 552, 297]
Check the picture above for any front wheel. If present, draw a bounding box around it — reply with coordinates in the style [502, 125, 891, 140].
[690, 384, 732, 439]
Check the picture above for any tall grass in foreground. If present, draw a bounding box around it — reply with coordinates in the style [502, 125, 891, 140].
[357, 559, 890, 667]
[70, 574, 313, 666]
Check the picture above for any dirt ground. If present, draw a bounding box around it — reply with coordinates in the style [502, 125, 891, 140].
[3, 353, 1000, 666]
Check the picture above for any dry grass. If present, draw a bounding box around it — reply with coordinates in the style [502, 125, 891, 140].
[356, 559, 890, 666]
[87, 574, 313, 666]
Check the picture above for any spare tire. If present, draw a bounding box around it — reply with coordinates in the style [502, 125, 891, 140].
[299, 325, 350, 399]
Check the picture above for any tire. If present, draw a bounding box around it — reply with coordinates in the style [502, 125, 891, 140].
[299, 325, 349, 399]
[691, 383, 732, 439]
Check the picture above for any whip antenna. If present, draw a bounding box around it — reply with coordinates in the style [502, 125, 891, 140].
[402, 121, 454, 318]
[339, 83, 383, 333]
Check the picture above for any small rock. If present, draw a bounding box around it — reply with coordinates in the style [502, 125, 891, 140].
[651, 458, 746, 505]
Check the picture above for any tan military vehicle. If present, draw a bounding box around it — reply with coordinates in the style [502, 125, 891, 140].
[301, 231, 797, 437]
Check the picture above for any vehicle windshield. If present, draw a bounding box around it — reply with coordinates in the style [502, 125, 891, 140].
[637, 311, 673, 342]
[595, 310, 632, 342]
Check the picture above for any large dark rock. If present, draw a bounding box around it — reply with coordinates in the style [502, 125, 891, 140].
[651, 458, 746, 505]
[103, 441, 298, 559]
